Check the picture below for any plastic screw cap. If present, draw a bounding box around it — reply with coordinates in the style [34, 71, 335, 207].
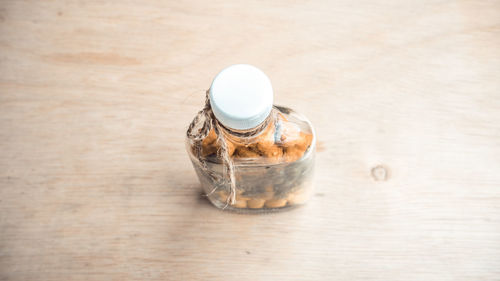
[209, 64, 274, 130]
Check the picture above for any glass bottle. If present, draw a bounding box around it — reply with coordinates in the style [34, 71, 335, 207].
[186, 64, 315, 212]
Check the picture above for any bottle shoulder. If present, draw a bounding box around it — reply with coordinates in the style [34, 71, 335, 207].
[186, 106, 315, 165]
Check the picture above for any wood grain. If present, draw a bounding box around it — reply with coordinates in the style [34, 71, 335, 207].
[1, 0, 500, 280]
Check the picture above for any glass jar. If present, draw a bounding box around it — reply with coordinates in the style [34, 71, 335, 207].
[186, 64, 315, 212]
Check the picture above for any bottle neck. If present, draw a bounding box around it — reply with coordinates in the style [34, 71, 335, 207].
[218, 108, 274, 144]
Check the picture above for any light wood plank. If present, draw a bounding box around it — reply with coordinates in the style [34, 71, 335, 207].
[1, 0, 500, 280]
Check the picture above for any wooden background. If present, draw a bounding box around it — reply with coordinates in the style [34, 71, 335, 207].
[1, 0, 500, 280]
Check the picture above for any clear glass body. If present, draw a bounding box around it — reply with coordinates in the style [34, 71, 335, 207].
[186, 105, 316, 212]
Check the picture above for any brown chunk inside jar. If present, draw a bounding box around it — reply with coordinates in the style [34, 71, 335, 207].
[200, 115, 312, 162]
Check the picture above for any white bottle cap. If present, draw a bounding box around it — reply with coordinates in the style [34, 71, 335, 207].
[209, 64, 273, 130]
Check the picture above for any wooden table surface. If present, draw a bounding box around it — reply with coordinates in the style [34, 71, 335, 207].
[1, 0, 500, 280]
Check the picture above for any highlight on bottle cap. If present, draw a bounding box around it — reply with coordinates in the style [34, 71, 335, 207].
[209, 64, 274, 130]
